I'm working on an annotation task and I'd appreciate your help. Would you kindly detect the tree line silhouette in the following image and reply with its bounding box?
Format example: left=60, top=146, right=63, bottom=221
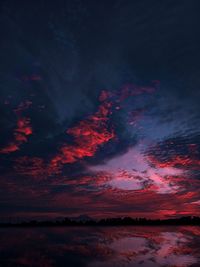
left=0, top=216, right=200, bottom=227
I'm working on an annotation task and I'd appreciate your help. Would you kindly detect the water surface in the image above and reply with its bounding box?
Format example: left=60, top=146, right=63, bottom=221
left=0, top=226, right=200, bottom=267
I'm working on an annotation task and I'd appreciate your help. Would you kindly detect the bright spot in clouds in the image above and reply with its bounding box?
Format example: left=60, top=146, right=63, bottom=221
left=88, top=145, right=184, bottom=194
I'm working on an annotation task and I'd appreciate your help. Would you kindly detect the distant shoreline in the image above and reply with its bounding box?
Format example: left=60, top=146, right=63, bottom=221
left=1, top=216, right=200, bottom=227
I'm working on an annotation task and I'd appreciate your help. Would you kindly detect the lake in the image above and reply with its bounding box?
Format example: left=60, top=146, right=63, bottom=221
left=0, top=226, right=200, bottom=266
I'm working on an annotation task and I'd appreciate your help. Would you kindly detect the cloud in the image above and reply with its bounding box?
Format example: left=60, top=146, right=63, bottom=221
left=0, top=101, right=32, bottom=154
left=146, top=134, right=200, bottom=171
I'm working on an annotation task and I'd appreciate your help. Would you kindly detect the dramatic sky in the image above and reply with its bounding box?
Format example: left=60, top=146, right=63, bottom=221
left=0, top=0, right=200, bottom=220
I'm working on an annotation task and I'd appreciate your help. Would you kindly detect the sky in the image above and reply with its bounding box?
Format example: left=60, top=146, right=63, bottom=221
left=0, top=0, right=200, bottom=220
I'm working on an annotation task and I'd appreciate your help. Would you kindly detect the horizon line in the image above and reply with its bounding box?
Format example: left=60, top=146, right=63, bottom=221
left=1, top=216, right=200, bottom=227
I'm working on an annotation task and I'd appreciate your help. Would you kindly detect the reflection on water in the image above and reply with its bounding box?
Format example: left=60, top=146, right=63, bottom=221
left=0, top=226, right=200, bottom=267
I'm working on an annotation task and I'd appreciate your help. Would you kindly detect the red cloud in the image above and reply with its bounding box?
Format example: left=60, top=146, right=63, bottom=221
left=0, top=101, right=32, bottom=154
left=148, top=154, right=200, bottom=170
left=14, top=156, right=61, bottom=180
left=0, top=143, right=19, bottom=154
left=51, top=97, right=115, bottom=167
